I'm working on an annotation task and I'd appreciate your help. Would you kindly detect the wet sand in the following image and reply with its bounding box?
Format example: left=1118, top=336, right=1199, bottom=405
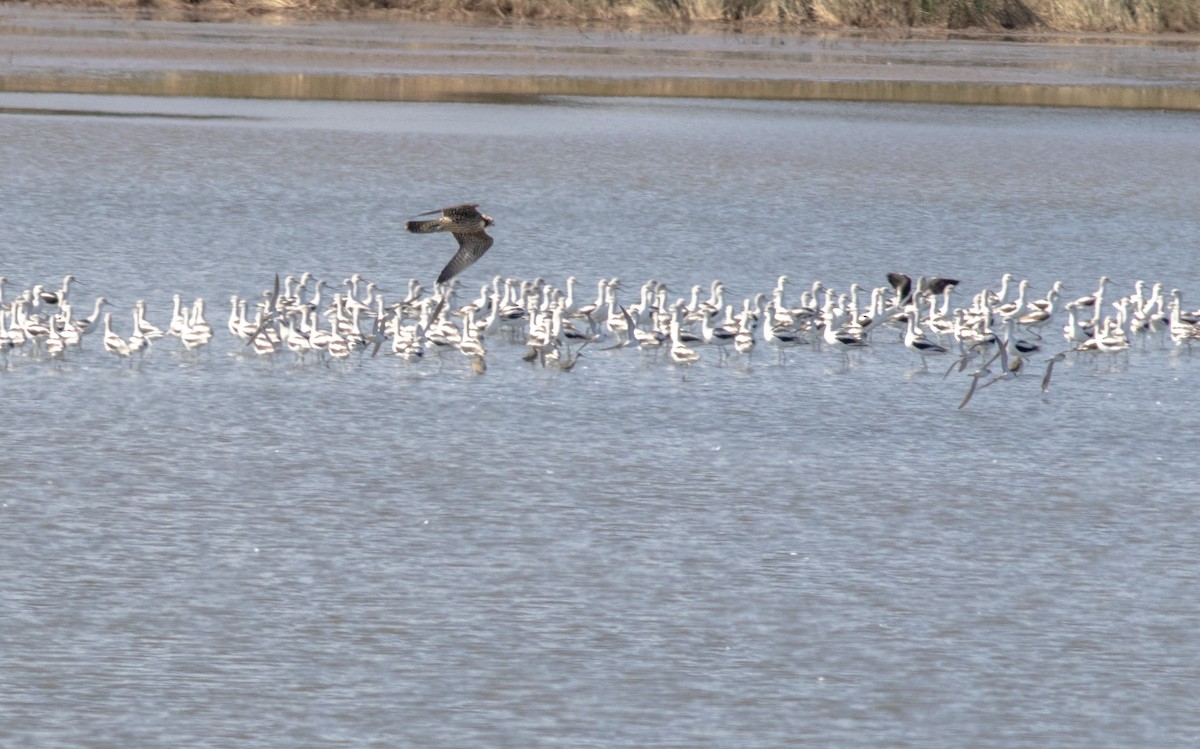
left=2, top=6, right=1199, bottom=108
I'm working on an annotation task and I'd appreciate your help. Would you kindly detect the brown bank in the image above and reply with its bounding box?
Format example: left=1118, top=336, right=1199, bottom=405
left=7, top=0, right=1200, bottom=33
left=2, top=3, right=1199, bottom=110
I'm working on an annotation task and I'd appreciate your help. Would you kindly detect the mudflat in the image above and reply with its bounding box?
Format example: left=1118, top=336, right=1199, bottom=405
left=2, top=6, right=1200, bottom=107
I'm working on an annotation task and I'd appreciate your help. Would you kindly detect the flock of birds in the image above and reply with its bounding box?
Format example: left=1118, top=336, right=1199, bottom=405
left=4, top=204, right=1200, bottom=408
left=3, top=268, right=1199, bottom=408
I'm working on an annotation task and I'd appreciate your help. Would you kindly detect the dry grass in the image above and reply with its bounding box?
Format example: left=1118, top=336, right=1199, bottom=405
left=8, top=0, right=1200, bottom=31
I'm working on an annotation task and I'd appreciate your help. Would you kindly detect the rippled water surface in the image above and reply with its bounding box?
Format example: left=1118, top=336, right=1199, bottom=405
left=2, top=91, right=1200, bottom=748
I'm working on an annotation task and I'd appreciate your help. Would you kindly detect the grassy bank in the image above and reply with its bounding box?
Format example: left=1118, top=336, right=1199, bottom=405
left=8, top=0, right=1200, bottom=33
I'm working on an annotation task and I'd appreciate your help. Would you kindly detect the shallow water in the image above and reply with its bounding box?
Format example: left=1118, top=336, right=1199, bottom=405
left=2, top=89, right=1200, bottom=747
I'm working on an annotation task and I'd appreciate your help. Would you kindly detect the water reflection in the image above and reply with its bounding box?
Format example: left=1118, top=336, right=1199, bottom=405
left=0, top=104, right=248, bottom=120
left=2, top=70, right=1198, bottom=109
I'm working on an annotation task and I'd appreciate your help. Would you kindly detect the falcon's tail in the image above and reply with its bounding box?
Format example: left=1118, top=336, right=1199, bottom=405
left=406, top=219, right=444, bottom=234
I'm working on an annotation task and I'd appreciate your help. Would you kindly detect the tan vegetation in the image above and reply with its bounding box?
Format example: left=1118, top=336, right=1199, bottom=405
left=8, top=0, right=1200, bottom=32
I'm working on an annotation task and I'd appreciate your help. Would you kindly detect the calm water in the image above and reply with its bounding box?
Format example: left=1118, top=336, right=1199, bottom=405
left=2, top=91, right=1200, bottom=748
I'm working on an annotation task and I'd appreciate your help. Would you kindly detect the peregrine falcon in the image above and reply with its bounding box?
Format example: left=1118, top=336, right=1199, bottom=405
left=406, top=203, right=495, bottom=285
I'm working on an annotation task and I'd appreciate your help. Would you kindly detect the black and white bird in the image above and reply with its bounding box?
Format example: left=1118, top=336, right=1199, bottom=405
left=887, top=272, right=959, bottom=307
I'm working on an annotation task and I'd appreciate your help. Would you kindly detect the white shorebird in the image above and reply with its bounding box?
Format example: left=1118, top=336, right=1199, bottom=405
left=822, top=309, right=867, bottom=364
left=668, top=309, right=700, bottom=369
left=72, top=296, right=109, bottom=338
left=1071, top=276, right=1111, bottom=311
left=5, top=270, right=1200, bottom=413
left=167, top=294, right=186, bottom=337
left=32, top=275, right=78, bottom=310
left=995, top=279, right=1031, bottom=322
left=102, top=312, right=131, bottom=361
left=134, top=301, right=165, bottom=341
left=179, top=308, right=212, bottom=354
left=904, top=311, right=949, bottom=369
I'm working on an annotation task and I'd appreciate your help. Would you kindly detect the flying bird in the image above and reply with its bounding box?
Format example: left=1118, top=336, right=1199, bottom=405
left=1041, top=351, right=1068, bottom=393
left=888, top=273, right=960, bottom=306
left=406, top=203, right=495, bottom=286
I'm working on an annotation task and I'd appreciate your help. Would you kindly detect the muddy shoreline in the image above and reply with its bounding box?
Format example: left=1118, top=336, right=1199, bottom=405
left=8, top=0, right=1200, bottom=34
left=2, top=5, right=1199, bottom=109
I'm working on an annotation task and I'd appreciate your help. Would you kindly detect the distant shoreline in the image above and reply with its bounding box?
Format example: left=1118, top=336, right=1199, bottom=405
left=4, top=1, right=1198, bottom=111
left=4, top=0, right=1199, bottom=35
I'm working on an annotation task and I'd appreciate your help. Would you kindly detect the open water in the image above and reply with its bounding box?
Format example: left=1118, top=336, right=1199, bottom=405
left=2, top=27, right=1200, bottom=749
